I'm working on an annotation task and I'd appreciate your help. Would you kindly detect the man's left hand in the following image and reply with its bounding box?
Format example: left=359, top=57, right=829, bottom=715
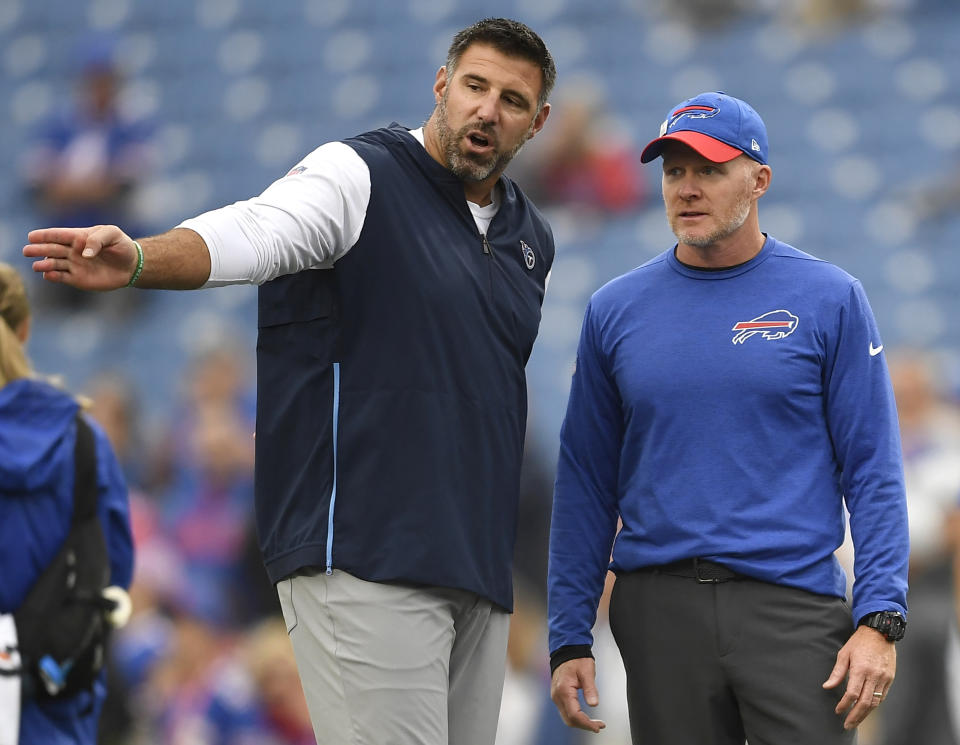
left=822, top=625, right=896, bottom=730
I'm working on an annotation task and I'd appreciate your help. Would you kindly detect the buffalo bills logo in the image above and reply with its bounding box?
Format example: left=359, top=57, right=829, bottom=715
left=731, top=310, right=798, bottom=345
left=286, top=165, right=307, bottom=176
left=668, top=104, right=720, bottom=131
left=520, top=240, right=535, bottom=270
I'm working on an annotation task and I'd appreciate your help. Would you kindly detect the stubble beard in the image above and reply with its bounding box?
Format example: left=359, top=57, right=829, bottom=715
left=670, top=179, right=753, bottom=249
left=435, top=94, right=531, bottom=183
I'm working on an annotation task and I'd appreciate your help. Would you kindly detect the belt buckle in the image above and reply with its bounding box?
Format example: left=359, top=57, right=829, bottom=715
left=693, top=558, right=722, bottom=584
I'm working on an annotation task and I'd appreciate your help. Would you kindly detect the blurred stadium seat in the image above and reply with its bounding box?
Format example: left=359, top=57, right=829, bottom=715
left=1, top=0, right=957, bottom=447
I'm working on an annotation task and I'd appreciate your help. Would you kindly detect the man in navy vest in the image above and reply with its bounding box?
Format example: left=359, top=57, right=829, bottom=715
left=25, top=18, right=556, bottom=745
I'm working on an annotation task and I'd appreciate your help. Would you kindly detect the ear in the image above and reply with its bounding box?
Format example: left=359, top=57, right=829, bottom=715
left=752, top=164, right=772, bottom=199
left=527, top=102, right=551, bottom=140
left=433, top=66, right=448, bottom=104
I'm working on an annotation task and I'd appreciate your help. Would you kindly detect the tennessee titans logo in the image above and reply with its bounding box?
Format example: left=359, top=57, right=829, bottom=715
left=731, top=310, right=799, bottom=345
left=520, top=240, right=535, bottom=270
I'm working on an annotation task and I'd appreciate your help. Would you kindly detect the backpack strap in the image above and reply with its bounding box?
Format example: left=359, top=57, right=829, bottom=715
left=72, top=415, right=98, bottom=525
left=13, top=413, right=109, bottom=698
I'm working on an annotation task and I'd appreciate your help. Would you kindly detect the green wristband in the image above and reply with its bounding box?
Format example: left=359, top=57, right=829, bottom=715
left=126, top=240, right=144, bottom=287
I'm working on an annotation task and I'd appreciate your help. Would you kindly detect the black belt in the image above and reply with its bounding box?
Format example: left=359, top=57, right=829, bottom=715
left=646, top=558, right=742, bottom=583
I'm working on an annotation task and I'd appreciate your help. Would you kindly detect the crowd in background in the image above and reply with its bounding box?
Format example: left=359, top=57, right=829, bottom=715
left=5, top=0, right=960, bottom=743
left=66, top=338, right=960, bottom=745
left=66, top=340, right=960, bottom=745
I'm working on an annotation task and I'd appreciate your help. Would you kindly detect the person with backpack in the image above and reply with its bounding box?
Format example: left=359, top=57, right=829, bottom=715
left=0, top=262, right=134, bottom=745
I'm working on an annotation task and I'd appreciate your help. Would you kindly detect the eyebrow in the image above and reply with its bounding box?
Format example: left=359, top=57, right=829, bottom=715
left=461, top=73, right=533, bottom=109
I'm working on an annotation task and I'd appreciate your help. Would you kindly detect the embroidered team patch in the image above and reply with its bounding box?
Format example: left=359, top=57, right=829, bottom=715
left=286, top=165, right=307, bottom=176
left=520, top=240, right=535, bottom=270
left=731, top=309, right=798, bottom=344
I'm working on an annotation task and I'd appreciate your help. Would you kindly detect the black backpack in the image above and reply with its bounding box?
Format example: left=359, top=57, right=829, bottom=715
left=13, top=414, right=116, bottom=698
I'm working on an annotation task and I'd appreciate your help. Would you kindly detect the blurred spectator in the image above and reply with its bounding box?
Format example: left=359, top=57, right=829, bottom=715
left=95, top=339, right=266, bottom=743
left=656, top=0, right=750, bottom=28
left=159, top=401, right=259, bottom=627
left=86, top=372, right=152, bottom=491
left=497, top=585, right=543, bottom=745
left=876, top=351, right=960, bottom=745
left=586, top=572, right=631, bottom=745
left=910, top=159, right=960, bottom=222
left=137, top=608, right=240, bottom=744
left=99, top=521, right=182, bottom=745
left=180, top=341, right=256, bottom=418
left=143, top=341, right=255, bottom=497
left=512, top=421, right=558, bottom=606
left=497, top=580, right=586, bottom=745
left=87, top=373, right=168, bottom=745
left=149, top=341, right=263, bottom=627
left=21, top=36, right=155, bottom=310
left=513, top=81, right=647, bottom=216
left=121, top=614, right=313, bottom=745
left=781, top=0, right=872, bottom=31
left=238, top=617, right=315, bottom=745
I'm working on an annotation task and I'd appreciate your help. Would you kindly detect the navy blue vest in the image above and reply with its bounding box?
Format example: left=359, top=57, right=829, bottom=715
left=254, top=125, right=554, bottom=610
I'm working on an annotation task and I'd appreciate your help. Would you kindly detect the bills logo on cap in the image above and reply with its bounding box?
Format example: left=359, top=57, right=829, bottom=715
left=670, top=104, right=720, bottom=128
left=731, top=309, right=798, bottom=344
left=660, top=104, right=721, bottom=136
left=520, top=240, right=535, bottom=270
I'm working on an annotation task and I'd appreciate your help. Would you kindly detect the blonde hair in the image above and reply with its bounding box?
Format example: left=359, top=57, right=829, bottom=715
left=0, top=262, right=33, bottom=386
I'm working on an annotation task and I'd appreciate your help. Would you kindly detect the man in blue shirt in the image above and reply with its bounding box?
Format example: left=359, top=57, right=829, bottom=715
left=547, top=92, right=909, bottom=743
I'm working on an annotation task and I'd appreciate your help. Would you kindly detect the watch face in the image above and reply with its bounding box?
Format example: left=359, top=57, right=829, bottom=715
left=874, top=612, right=906, bottom=641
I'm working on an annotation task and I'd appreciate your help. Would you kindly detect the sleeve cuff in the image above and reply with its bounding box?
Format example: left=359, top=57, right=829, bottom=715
left=549, top=644, right=594, bottom=676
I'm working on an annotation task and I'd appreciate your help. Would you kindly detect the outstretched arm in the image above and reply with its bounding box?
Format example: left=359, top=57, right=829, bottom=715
left=23, top=225, right=211, bottom=291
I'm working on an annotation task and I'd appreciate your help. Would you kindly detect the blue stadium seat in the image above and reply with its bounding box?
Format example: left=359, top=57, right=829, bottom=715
left=3, top=2, right=958, bottom=418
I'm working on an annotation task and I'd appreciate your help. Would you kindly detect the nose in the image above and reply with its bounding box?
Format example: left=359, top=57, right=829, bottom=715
left=676, top=177, right=700, bottom=200
left=475, top=91, right=500, bottom=125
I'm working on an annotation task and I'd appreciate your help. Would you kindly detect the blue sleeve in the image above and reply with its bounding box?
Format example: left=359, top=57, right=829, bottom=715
left=823, top=282, right=909, bottom=622
left=548, top=300, right=622, bottom=653
left=88, top=417, right=134, bottom=590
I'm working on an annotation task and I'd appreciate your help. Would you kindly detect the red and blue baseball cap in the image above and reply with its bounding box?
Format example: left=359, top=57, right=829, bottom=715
left=640, top=91, right=768, bottom=165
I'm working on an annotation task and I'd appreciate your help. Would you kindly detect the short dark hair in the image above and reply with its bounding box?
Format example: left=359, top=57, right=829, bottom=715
left=446, top=18, right=556, bottom=112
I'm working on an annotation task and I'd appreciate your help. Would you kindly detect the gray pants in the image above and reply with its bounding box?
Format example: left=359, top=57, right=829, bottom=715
left=609, top=569, right=856, bottom=745
left=277, top=568, right=510, bottom=745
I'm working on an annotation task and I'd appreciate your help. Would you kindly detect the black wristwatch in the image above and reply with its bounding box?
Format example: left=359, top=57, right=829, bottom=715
left=859, top=611, right=907, bottom=642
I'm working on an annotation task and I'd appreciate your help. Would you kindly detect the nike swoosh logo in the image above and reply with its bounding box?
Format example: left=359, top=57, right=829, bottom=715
left=869, top=343, right=883, bottom=356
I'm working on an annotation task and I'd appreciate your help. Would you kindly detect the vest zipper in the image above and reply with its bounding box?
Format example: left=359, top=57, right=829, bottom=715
left=325, top=362, right=341, bottom=575
left=481, top=233, right=496, bottom=295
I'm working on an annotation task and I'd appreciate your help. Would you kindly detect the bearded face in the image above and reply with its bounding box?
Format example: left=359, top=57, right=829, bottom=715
left=434, top=88, right=535, bottom=184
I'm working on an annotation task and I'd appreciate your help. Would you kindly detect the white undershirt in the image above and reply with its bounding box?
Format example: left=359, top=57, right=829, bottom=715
left=182, top=127, right=501, bottom=287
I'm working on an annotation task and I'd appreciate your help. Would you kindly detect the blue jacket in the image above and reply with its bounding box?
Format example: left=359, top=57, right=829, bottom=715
left=0, top=378, right=133, bottom=745
left=254, top=125, right=554, bottom=611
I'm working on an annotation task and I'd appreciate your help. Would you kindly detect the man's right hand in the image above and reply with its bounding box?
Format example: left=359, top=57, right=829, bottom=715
left=23, top=225, right=138, bottom=291
left=550, top=657, right=607, bottom=734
